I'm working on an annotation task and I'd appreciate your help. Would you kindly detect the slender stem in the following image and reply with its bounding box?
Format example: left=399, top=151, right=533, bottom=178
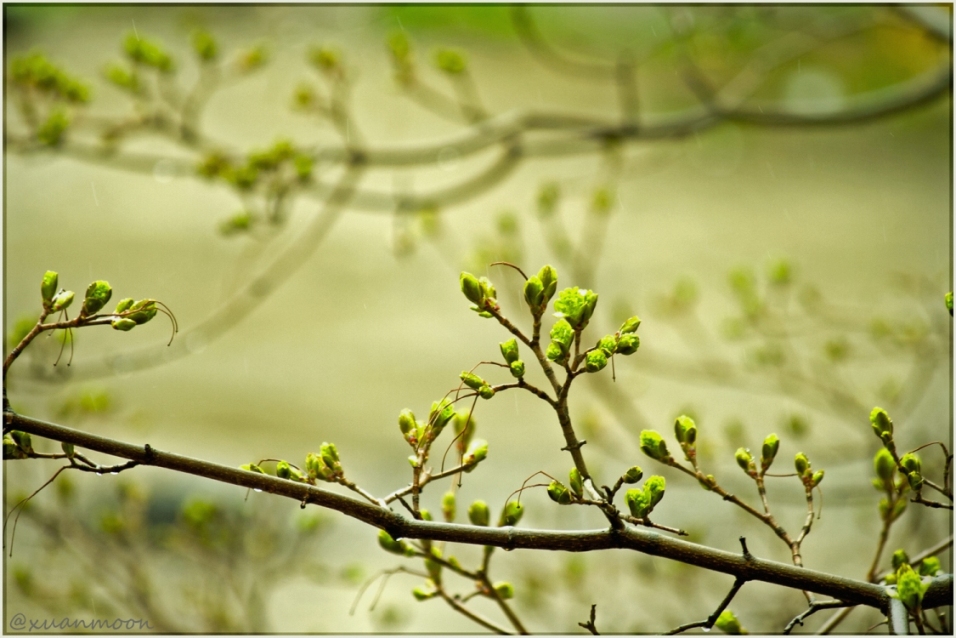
left=438, top=589, right=512, bottom=635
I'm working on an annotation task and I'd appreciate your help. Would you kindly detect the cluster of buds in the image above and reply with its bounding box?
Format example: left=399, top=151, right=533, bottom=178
left=714, top=609, right=746, bottom=635
left=547, top=467, right=589, bottom=505
left=460, top=371, right=495, bottom=400
left=499, top=338, right=525, bottom=379
left=379, top=529, right=415, bottom=557
left=869, top=406, right=924, bottom=493
left=674, top=415, right=697, bottom=464
left=197, top=139, right=312, bottom=204
left=625, top=475, right=666, bottom=519
left=433, top=48, right=467, bottom=75
left=305, top=442, right=343, bottom=482
left=9, top=52, right=90, bottom=103
left=3, top=431, right=33, bottom=459
left=124, top=33, right=174, bottom=73
left=460, top=272, right=498, bottom=317
left=522, top=264, right=558, bottom=316
left=553, top=286, right=598, bottom=331
left=893, top=563, right=930, bottom=612
left=546, top=319, right=574, bottom=364
left=794, top=452, right=825, bottom=489
left=899, top=452, right=923, bottom=491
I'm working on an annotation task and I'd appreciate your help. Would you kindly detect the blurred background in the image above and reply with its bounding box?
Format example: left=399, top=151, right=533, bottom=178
left=3, top=4, right=952, bottom=633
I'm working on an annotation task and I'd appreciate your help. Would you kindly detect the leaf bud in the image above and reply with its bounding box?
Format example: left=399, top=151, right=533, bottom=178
left=499, top=500, right=524, bottom=527
left=114, top=298, right=134, bottom=314
left=639, top=430, right=670, bottom=462
left=760, top=433, right=780, bottom=471
left=616, top=334, right=640, bottom=355
left=320, top=442, right=340, bottom=472
left=61, top=442, right=74, bottom=458
left=275, top=460, right=294, bottom=480
left=645, top=475, right=666, bottom=507
left=41, top=271, right=58, bottom=305
left=398, top=409, right=416, bottom=436
left=869, top=407, right=893, bottom=442
left=946, top=291, right=954, bottom=316
left=441, top=491, right=456, bottom=522
left=622, top=466, right=643, bottom=484
left=625, top=488, right=651, bottom=518
left=4, top=435, right=25, bottom=459
left=192, top=29, right=218, bottom=61
left=794, top=452, right=810, bottom=476
left=584, top=349, right=608, bottom=373
left=537, top=265, right=558, bottom=302
left=919, top=557, right=940, bottom=577
left=674, top=415, right=697, bottom=445
left=547, top=480, right=572, bottom=504
left=412, top=582, right=438, bottom=601
left=895, top=563, right=926, bottom=611
left=111, top=317, right=137, bottom=331
left=478, top=385, right=496, bottom=400
left=598, top=335, right=617, bottom=356
left=493, top=581, right=515, bottom=600
left=523, top=276, right=544, bottom=310
left=497, top=338, right=520, bottom=364
left=900, top=453, right=921, bottom=475
left=305, top=452, right=333, bottom=481
left=874, top=448, right=895, bottom=483
left=892, top=549, right=910, bottom=569
left=460, top=271, right=483, bottom=306
left=810, top=470, right=825, bottom=488
left=468, top=500, right=490, bottom=526
left=735, top=448, right=755, bottom=474
left=460, top=371, right=486, bottom=391
left=508, top=360, right=525, bottom=378
left=620, top=315, right=642, bottom=334
left=463, top=438, right=488, bottom=468
left=10, top=431, right=33, bottom=454
left=569, top=467, right=584, bottom=497
left=378, top=529, right=412, bottom=556
left=51, top=289, right=74, bottom=312
left=478, top=277, right=497, bottom=303
left=239, top=463, right=265, bottom=474
left=82, top=280, right=113, bottom=316
left=434, top=48, right=466, bottom=74
left=429, top=398, right=456, bottom=431
left=906, top=471, right=923, bottom=491
left=698, top=474, right=716, bottom=491
left=408, top=455, right=420, bottom=468
left=714, top=609, right=745, bottom=635
left=127, top=300, right=158, bottom=325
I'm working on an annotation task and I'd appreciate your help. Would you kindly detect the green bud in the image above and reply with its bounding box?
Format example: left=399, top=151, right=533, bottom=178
left=674, top=415, right=697, bottom=445
left=585, top=349, right=608, bottom=373
left=508, top=360, right=525, bottom=378
left=468, top=500, right=490, bottom=526
left=537, top=265, right=558, bottom=302
left=869, top=407, right=893, bottom=441
left=441, top=491, right=456, bottom=522
left=622, top=466, right=643, bottom=484
left=478, top=385, right=496, bottom=400
left=569, top=468, right=584, bottom=497
left=82, top=280, right=113, bottom=316
left=616, top=334, right=640, bottom=355
left=408, top=455, right=420, bottom=468
left=305, top=452, right=333, bottom=481
left=4, top=436, right=24, bottom=459
left=10, top=431, right=33, bottom=454
left=811, top=470, right=825, bottom=488
left=463, top=438, right=488, bottom=468
left=127, top=299, right=158, bottom=325
left=620, top=316, right=642, bottom=334
left=547, top=480, right=572, bottom=504
left=919, top=557, right=940, bottom=577
left=499, top=338, right=520, bottom=364
left=625, top=488, right=651, bottom=518
left=735, top=448, right=754, bottom=474
left=51, top=290, right=74, bottom=312
left=412, top=581, right=438, bottom=601
left=900, top=453, right=921, bottom=475
left=434, top=48, right=466, bottom=74
left=37, top=108, right=70, bottom=146
left=320, top=442, right=340, bottom=474
left=192, top=30, right=218, bottom=61
left=645, top=475, right=666, bottom=507
left=61, top=442, right=75, bottom=458
left=275, top=460, right=293, bottom=480
left=420, top=509, right=432, bottom=522
left=111, top=317, right=137, bottom=331
left=895, top=563, right=927, bottom=611
left=398, top=409, right=416, bottom=436
left=874, top=448, right=895, bottom=483
left=114, top=298, right=134, bottom=314
left=946, top=291, right=954, bottom=316
left=597, top=335, right=617, bottom=356
left=239, top=463, right=265, bottom=474
left=499, top=500, right=524, bottom=527
left=523, top=276, right=544, bottom=310
left=553, top=287, right=598, bottom=330
left=41, top=271, right=58, bottom=304
left=714, top=609, right=746, bottom=635
left=761, top=434, right=780, bottom=470
left=794, top=452, right=810, bottom=476
left=639, top=430, right=670, bottom=462
left=892, top=549, right=910, bottom=570
left=698, top=474, right=716, bottom=491
left=493, top=582, right=515, bottom=600
left=906, top=471, right=923, bottom=491
left=378, top=530, right=412, bottom=556
left=424, top=556, right=442, bottom=584
left=309, top=46, right=341, bottom=73
left=460, top=272, right=483, bottom=306
left=460, top=371, right=486, bottom=391
left=429, top=398, right=456, bottom=431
